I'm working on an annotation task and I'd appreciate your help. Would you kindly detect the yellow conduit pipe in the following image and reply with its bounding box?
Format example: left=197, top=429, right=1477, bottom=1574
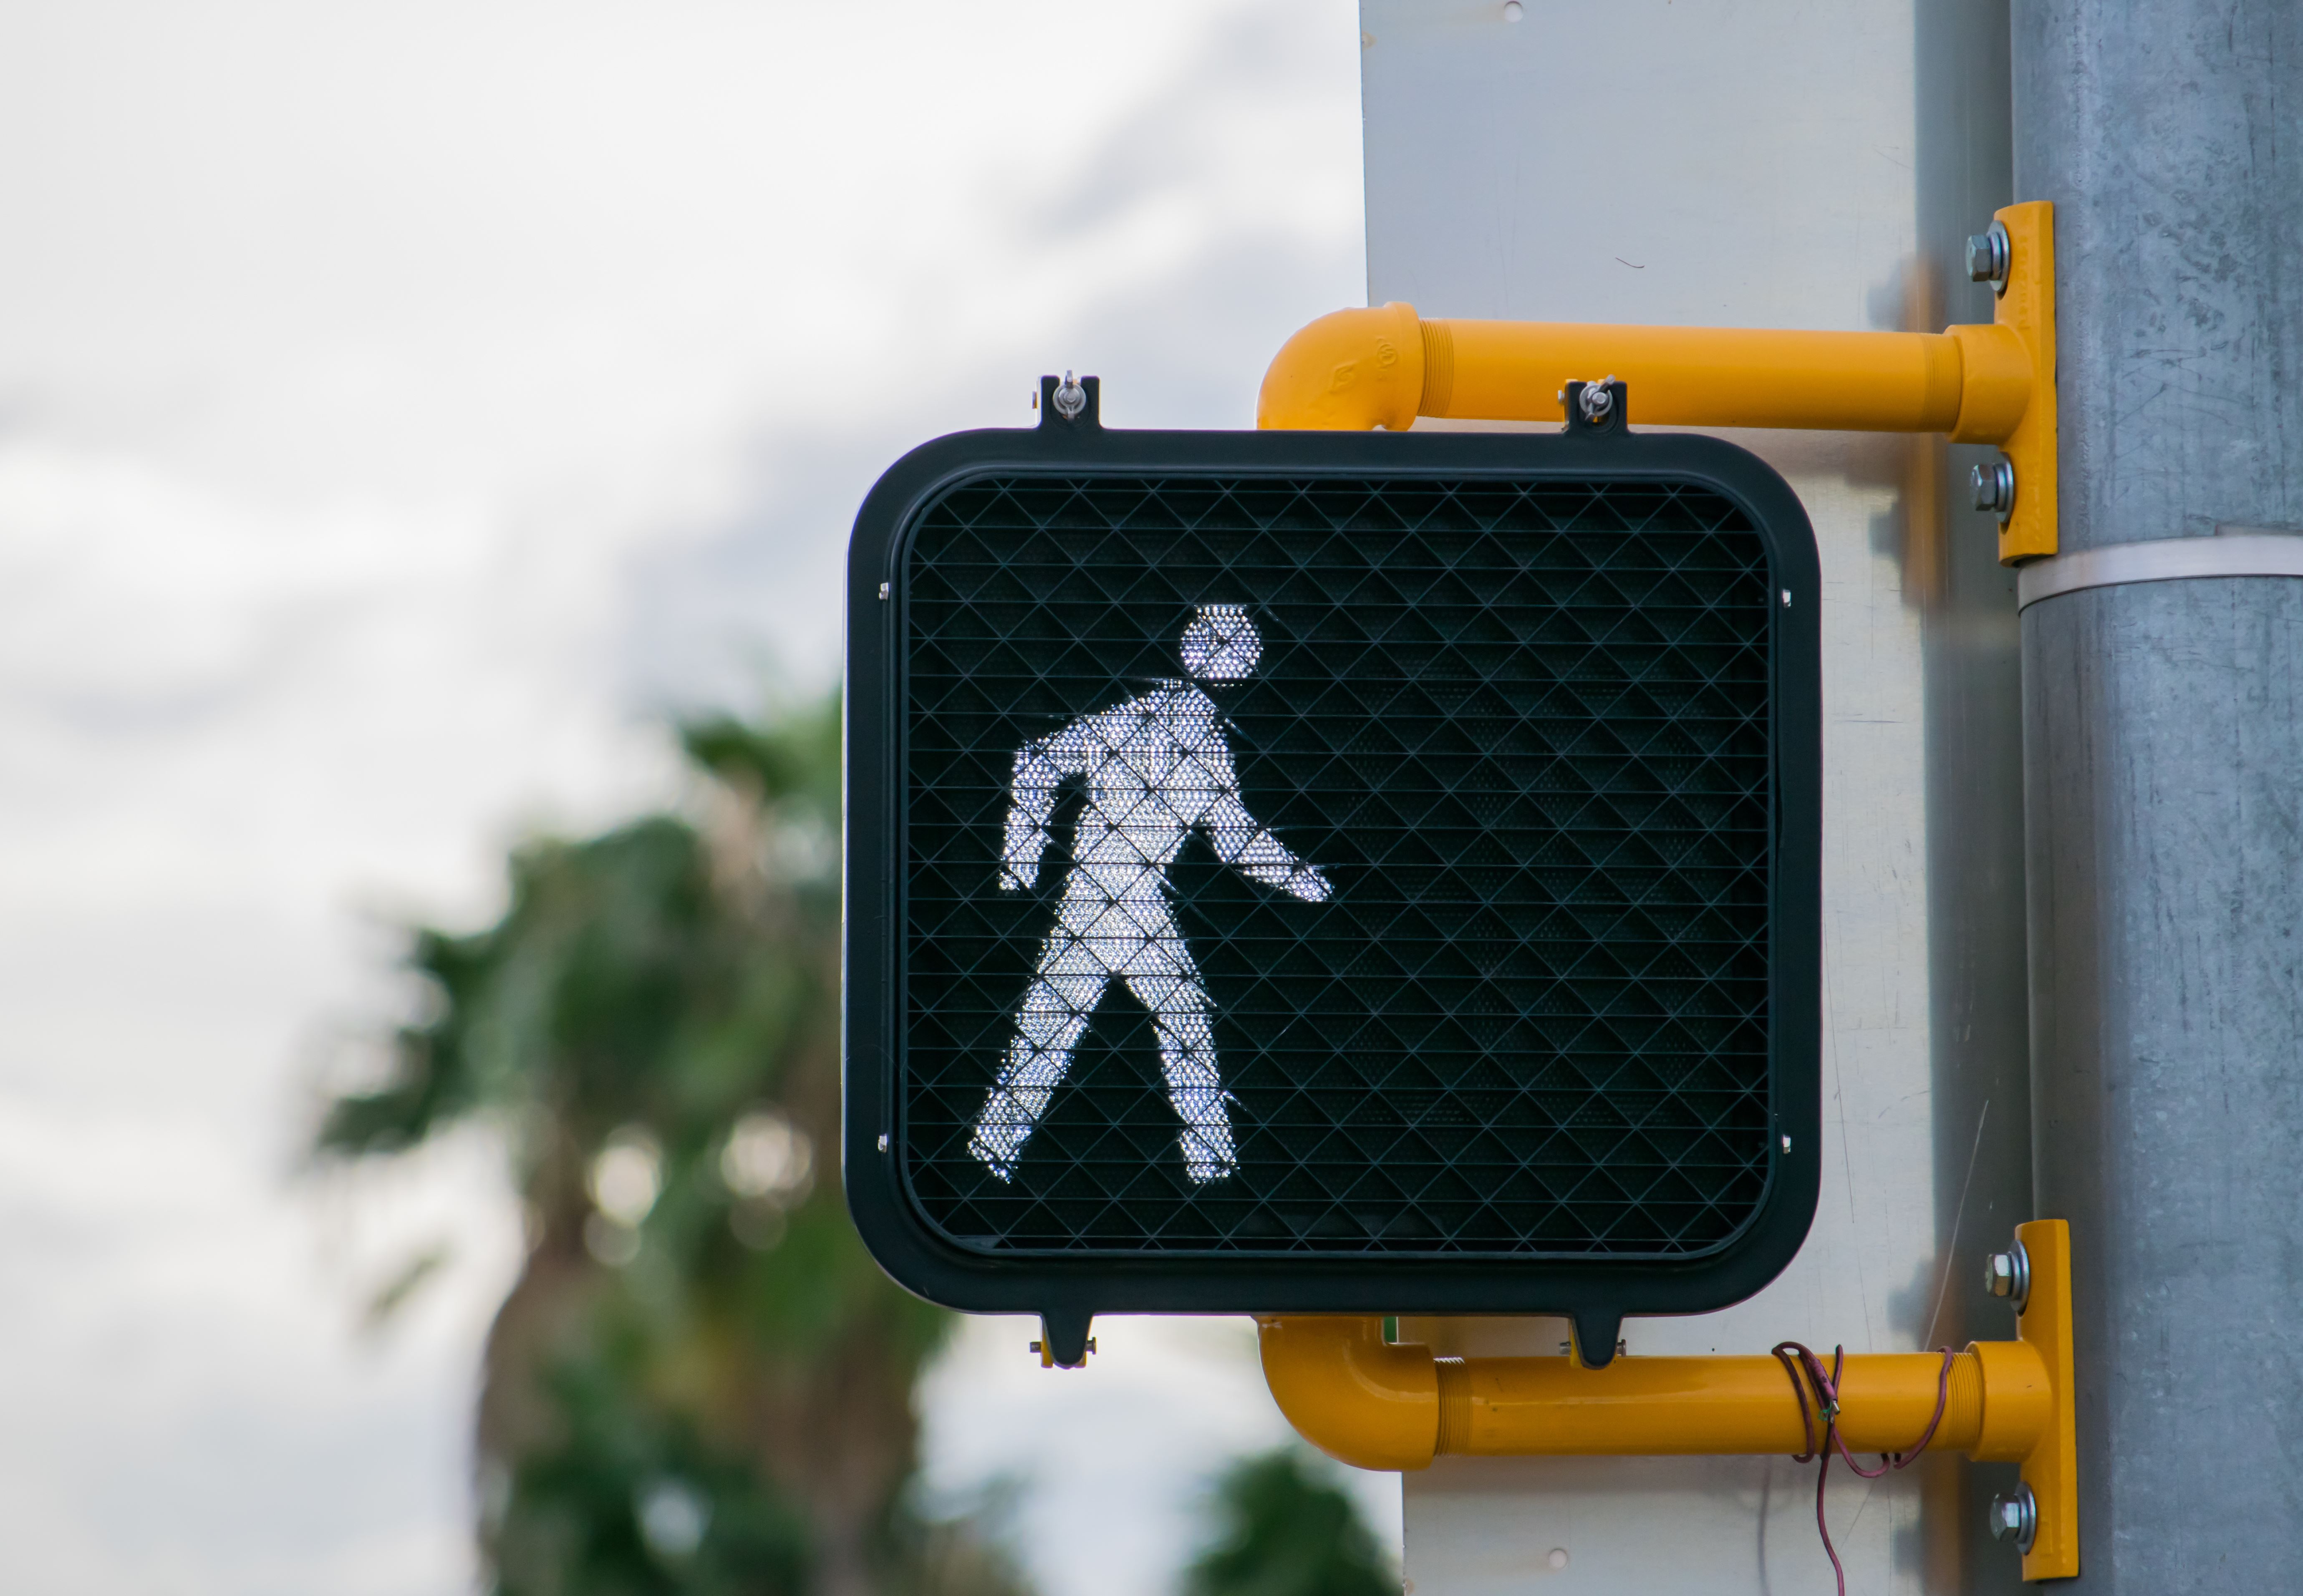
left=1255, top=1317, right=2050, bottom=1469
left=1254, top=1221, right=2080, bottom=1580
left=1256, top=303, right=2030, bottom=444
left=1252, top=200, right=2058, bottom=562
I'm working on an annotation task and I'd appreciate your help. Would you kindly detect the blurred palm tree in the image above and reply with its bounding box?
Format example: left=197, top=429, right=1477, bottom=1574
left=1183, top=1449, right=1395, bottom=1596
left=316, top=695, right=1021, bottom=1596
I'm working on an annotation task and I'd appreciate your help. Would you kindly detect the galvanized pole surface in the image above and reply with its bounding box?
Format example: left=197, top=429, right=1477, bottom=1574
left=2014, top=3, right=2303, bottom=1589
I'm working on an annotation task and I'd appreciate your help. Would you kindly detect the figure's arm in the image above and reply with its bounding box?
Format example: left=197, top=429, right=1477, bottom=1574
left=1194, top=737, right=1331, bottom=904
left=1000, top=724, right=1085, bottom=890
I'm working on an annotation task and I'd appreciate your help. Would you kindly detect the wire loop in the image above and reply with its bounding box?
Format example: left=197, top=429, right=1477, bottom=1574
left=1769, top=1342, right=1956, bottom=1594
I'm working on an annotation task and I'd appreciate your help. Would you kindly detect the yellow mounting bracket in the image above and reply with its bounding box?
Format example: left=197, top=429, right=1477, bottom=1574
left=1986, top=203, right=2058, bottom=562
left=1257, top=201, right=2057, bottom=564
left=2010, top=1218, right=2078, bottom=1579
left=1257, top=1220, right=2078, bottom=1581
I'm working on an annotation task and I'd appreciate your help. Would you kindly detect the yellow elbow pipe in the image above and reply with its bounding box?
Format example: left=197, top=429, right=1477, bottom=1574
left=1256, top=1315, right=1440, bottom=1472
left=1253, top=302, right=1428, bottom=434
left=1259, top=1319, right=2048, bottom=1472
left=1258, top=305, right=2031, bottom=443
left=1434, top=1343, right=2054, bottom=1458
left=1257, top=203, right=2056, bottom=561
left=1254, top=1222, right=2076, bottom=1578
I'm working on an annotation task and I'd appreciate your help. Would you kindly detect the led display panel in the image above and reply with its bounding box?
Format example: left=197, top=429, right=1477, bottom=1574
left=845, top=380, right=1820, bottom=1357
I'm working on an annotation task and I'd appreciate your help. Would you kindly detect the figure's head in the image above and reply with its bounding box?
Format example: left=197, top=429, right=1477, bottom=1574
left=1180, top=604, right=1261, bottom=681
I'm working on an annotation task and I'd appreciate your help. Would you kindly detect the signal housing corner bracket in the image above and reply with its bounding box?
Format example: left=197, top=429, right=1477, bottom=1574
left=1256, top=200, right=2058, bottom=564
left=1258, top=1220, right=2078, bottom=1582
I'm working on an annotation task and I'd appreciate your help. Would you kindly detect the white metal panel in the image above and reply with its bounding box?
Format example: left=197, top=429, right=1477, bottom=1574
left=1361, top=3, right=2028, bottom=1591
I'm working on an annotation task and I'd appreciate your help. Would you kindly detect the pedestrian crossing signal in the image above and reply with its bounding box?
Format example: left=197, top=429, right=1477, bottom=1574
left=970, top=600, right=1333, bottom=1188
left=844, top=376, right=1821, bottom=1364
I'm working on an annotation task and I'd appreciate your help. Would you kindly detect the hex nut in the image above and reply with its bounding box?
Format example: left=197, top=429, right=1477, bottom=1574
left=1971, top=456, right=2016, bottom=521
left=1982, top=1238, right=2031, bottom=1312
left=1988, top=1486, right=2038, bottom=1554
left=1966, top=221, right=2012, bottom=292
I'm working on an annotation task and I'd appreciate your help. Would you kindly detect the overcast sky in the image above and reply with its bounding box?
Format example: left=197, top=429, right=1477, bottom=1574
left=0, top=3, right=1384, bottom=1591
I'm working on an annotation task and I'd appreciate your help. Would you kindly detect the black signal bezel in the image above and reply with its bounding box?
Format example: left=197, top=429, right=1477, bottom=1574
left=843, top=384, right=1820, bottom=1353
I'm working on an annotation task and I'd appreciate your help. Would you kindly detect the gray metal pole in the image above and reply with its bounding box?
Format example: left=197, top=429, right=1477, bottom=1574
left=2014, top=4, right=2303, bottom=1587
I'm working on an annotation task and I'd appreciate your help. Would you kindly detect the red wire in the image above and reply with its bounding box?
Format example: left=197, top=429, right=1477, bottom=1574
left=1769, top=1341, right=1956, bottom=1596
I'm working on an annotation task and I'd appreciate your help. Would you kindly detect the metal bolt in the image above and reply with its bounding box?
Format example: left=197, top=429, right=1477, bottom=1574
left=1053, top=371, right=1087, bottom=420
left=1966, top=220, right=2011, bottom=292
left=1983, top=1236, right=2031, bottom=1312
left=1972, top=455, right=2015, bottom=522
left=1576, top=378, right=1616, bottom=425
left=1988, top=1484, right=2038, bottom=1553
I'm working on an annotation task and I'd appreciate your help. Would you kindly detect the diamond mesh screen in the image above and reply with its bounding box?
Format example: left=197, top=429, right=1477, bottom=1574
left=899, top=472, right=1774, bottom=1258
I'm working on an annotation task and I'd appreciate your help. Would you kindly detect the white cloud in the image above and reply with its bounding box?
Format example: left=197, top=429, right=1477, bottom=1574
left=0, top=1, right=1367, bottom=1590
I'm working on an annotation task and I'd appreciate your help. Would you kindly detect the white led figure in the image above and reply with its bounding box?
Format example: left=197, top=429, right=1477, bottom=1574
left=970, top=605, right=1331, bottom=1184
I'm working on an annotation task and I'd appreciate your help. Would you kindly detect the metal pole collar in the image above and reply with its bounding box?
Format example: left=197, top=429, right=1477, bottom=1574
left=2018, top=529, right=2303, bottom=610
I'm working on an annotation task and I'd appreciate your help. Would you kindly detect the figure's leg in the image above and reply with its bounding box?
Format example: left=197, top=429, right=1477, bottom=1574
left=971, top=918, right=1109, bottom=1181
left=1122, top=916, right=1236, bottom=1183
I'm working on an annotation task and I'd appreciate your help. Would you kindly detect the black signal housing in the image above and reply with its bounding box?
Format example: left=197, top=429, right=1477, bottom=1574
left=844, top=378, right=1820, bottom=1367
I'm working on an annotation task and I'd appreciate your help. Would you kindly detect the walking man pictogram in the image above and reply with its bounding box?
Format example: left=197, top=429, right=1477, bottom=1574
left=970, top=605, right=1332, bottom=1184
